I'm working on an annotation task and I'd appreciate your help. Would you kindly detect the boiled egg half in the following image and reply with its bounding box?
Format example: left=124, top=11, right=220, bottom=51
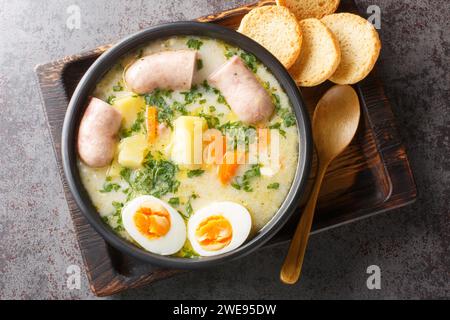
left=188, top=202, right=252, bottom=256
left=122, top=195, right=186, bottom=255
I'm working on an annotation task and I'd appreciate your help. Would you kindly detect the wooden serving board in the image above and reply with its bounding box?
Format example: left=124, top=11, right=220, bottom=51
left=35, top=0, right=416, bottom=296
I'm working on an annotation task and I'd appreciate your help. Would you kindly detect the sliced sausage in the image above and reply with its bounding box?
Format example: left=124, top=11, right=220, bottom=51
left=77, top=97, right=122, bottom=168
left=124, top=50, right=197, bottom=94
left=208, top=56, right=274, bottom=125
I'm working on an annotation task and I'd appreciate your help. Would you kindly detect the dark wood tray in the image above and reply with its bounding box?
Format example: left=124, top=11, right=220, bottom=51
left=35, top=0, right=416, bottom=296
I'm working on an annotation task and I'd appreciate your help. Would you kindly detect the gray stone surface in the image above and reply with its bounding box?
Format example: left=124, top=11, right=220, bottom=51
left=0, top=0, right=448, bottom=300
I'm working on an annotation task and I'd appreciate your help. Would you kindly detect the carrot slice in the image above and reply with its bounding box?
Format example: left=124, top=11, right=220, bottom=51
left=146, top=106, right=158, bottom=143
left=218, top=151, right=240, bottom=185
left=204, top=130, right=227, bottom=165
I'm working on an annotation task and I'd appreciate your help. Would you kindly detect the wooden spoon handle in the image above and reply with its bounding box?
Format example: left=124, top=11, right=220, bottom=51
left=280, top=162, right=328, bottom=284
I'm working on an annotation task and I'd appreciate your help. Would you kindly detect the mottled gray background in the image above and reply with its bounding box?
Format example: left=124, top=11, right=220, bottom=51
left=0, top=0, right=448, bottom=300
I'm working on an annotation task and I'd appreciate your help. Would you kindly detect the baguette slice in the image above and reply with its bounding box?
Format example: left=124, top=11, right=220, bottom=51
left=321, top=13, right=381, bottom=84
left=276, top=0, right=340, bottom=21
left=289, top=18, right=341, bottom=87
left=238, top=5, right=302, bottom=69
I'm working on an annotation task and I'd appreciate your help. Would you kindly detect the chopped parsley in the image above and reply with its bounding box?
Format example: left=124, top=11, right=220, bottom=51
left=111, top=201, right=124, bottom=232
left=217, top=93, right=228, bottom=105
left=262, top=81, right=271, bottom=91
left=112, top=82, right=123, bottom=92
left=187, top=169, right=205, bottom=178
left=99, top=178, right=121, bottom=193
left=130, top=111, right=145, bottom=132
left=145, top=89, right=174, bottom=128
left=231, top=164, right=261, bottom=192
left=172, top=101, right=188, bottom=115
left=265, top=82, right=296, bottom=129
left=181, top=86, right=203, bottom=105
left=106, top=95, right=116, bottom=105
left=178, top=245, right=199, bottom=258
left=168, top=197, right=180, bottom=206
left=267, top=182, right=280, bottom=190
left=186, top=38, right=203, bottom=50
left=279, top=108, right=296, bottom=127
left=225, top=48, right=258, bottom=73
left=199, top=112, right=220, bottom=129
left=239, top=52, right=258, bottom=73
left=201, top=80, right=211, bottom=91
left=120, top=153, right=179, bottom=199
left=201, top=79, right=229, bottom=108
left=268, top=122, right=286, bottom=138
left=271, top=93, right=282, bottom=111
left=180, top=193, right=198, bottom=219
left=219, top=121, right=256, bottom=150
left=185, top=201, right=193, bottom=216
left=120, top=111, right=146, bottom=138
left=196, top=59, right=203, bottom=70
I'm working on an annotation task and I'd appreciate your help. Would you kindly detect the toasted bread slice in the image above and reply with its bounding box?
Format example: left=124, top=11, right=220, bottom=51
left=289, top=18, right=341, bottom=87
left=276, top=0, right=340, bottom=20
left=321, top=13, right=381, bottom=84
left=238, top=5, right=302, bottom=69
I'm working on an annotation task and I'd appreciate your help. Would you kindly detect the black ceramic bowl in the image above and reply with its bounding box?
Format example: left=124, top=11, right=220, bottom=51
left=62, top=21, right=312, bottom=269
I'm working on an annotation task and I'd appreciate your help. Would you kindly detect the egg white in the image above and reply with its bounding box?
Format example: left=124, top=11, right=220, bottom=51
left=122, top=195, right=186, bottom=255
left=188, top=202, right=252, bottom=256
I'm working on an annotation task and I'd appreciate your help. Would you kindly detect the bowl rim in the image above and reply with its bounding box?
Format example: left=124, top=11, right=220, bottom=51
left=62, top=21, right=312, bottom=269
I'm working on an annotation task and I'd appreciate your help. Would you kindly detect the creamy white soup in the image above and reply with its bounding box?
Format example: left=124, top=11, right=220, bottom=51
left=78, top=36, right=299, bottom=257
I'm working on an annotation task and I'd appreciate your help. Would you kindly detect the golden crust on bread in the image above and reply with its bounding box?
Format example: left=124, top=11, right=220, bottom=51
left=321, top=13, right=381, bottom=84
left=238, top=5, right=302, bottom=69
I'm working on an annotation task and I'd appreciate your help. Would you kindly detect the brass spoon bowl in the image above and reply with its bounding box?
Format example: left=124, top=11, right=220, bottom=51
left=280, top=85, right=361, bottom=284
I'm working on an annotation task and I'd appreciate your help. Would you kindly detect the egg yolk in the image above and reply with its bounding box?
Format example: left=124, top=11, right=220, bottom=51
left=133, top=206, right=171, bottom=239
left=195, top=215, right=233, bottom=251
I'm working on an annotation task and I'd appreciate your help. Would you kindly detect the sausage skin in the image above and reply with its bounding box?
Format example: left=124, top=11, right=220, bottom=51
left=77, top=97, right=122, bottom=168
left=208, top=56, right=274, bottom=125
left=124, top=50, right=197, bottom=94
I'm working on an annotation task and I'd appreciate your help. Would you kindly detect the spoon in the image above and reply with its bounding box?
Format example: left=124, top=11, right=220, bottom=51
left=280, top=85, right=361, bottom=284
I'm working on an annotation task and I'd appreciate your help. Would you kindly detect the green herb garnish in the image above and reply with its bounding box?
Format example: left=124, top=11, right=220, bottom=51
left=231, top=164, right=261, bottom=192
left=120, top=153, right=179, bottom=198
left=224, top=48, right=258, bottom=72
left=201, top=80, right=211, bottom=91
left=106, top=95, right=116, bottom=105
left=111, top=201, right=124, bottom=232
left=179, top=246, right=199, bottom=258
left=168, top=197, right=180, bottom=206
left=145, top=89, right=174, bottom=128
left=196, top=59, right=203, bottom=70
left=112, top=82, right=123, bottom=92
left=187, top=169, right=205, bottom=178
left=272, top=93, right=281, bottom=111
left=185, top=201, right=193, bottom=216
left=268, top=122, right=286, bottom=138
left=120, top=111, right=146, bottom=138
left=279, top=108, right=296, bottom=127
left=181, top=86, right=203, bottom=105
left=180, top=193, right=198, bottom=219
left=99, top=180, right=121, bottom=193
left=186, top=38, right=203, bottom=50
left=219, top=121, right=256, bottom=150
left=267, top=183, right=280, bottom=190
left=217, top=93, right=228, bottom=105
left=172, top=101, right=188, bottom=115
left=239, top=51, right=258, bottom=73
left=199, top=112, right=220, bottom=129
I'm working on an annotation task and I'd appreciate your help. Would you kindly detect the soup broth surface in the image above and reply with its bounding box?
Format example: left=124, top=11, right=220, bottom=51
left=78, top=36, right=299, bottom=257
